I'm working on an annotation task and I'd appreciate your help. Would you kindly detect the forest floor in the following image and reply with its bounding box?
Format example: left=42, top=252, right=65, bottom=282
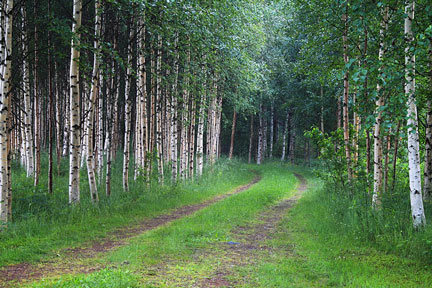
left=1, top=163, right=432, bottom=287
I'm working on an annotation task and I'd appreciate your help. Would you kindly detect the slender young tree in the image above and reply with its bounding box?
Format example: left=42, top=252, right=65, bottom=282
left=248, top=115, right=253, bottom=164
left=257, top=104, right=263, bottom=165
left=228, top=110, right=237, bottom=160
left=122, top=18, right=134, bottom=192
left=69, top=0, right=83, bottom=204
left=424, top=46, right=432, bottom=199
left=281, top=110, right=290, bottom=161
left=21, top=6, right=34, bottom=178
left=86, top=0, right=102, bottom=202
left=372, top=7, right=389, bottom=207
left=342, top=3, right=352, bottom=181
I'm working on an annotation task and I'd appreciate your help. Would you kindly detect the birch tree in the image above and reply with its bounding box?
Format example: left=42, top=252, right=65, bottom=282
left=86, top=0, right=102, bottom=202
left=69, top=0, right=82, bottom=204
left=0, top=0, right=13, bottom=223
left=404, top=0, right=426, bottom=228
left=372, top=7, right=389, bottom=207
left=122, top=19, right=134, bottom=192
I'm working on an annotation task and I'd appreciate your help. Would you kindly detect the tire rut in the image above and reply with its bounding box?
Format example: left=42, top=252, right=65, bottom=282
left=198, top=173, right=307, bottom=287
left=0, top=175, right=261, bottom=287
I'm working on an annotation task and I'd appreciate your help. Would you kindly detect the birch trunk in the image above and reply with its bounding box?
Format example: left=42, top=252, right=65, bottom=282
left=137, top=17, right=147, bottom=180
left=228, top=111, right=237, bottom=160
left=122, top=22, right=134, bottom=192
left=62, top=81, right=70, bottom=157
left=216, top=95, right=222, bottom=159
left=392, top=121, right=401, bottom=190
left=281, top=111, right=289, bottom=161
left=289, top=120, right=296, bottom=163
left=0, top=0, right=13, bottom=223
left=248, top=116, right=253, bottom=164
left=383, top=133, right=391, bottom=193
left=68, top=0, right=82, bottom=204
left=405, top=1, right=426, bottom=228
left=270, top=103, right=274, bottom=158
left=424, top=41, right=432, bottom=199
left=97, top=74, right=104, bottom=181
left=156, top=35, right=164, bottom=184
left=320, top=85, right=324, bottom=133
left=21, top=6, right=34, bottom=177
left=170, top=35, right=179, bottom=182
left=55, top=62, right=62, bottom=175
left=342, top=6, right=352, bottom=181
left=33, top=0, right=40, bottom=186
left=196, top=86, right=206, bottom=176
left=372, top=7, right=389, bottom=207
left=86, top=0, right=101, bottom=202
left=188, top=96, right=196, bottom=178
left=257, top=105, right=263, bottom=165
left=48, top=0, right=53, bottom=194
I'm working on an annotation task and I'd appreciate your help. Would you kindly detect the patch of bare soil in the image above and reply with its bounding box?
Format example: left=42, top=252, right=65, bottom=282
left=0, top=176, right=261, bottom=287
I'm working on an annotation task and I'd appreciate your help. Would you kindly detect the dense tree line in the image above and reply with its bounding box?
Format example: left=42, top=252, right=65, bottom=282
left=283, top=0, right=431, bottom=228
left=1, top=0, right=430, bottom=234
left=0, top=0, right=273, bottom=223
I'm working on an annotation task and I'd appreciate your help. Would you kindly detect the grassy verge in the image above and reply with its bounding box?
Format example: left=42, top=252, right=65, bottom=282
left=0, top=158, right=254, bottom=267
left=27, top=163, right=298, bottom=287
left=244, top=169, right=432, bottom=287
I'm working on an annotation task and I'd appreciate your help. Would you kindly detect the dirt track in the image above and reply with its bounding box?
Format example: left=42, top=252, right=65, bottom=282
left=0, top=175, right=261, bottom=287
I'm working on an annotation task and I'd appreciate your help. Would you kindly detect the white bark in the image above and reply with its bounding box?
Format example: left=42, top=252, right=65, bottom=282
left=0, top=0, right=13, bottom=222
left=248, top=116, right=253, bottom=164
left=21, top=7, right=34, bottom=177
left=122, top=22, right=134, bottom=192
left=288, top=120, right=295, bottom=163
left=156, top=35, right=164, bottom=184
left=270, top=103, right=274, bottom=158
left=170, top=36, right=179, bottom=182
left=405, top=1, right=426, bottom=228
left=196, top=89, right=206, bottom=176
left=424, top=100, right=432, bottom=199
left=424, top=40, right=432, bottom=200
left=281, top=111, right=289, bottom=161
left=342, top=8, right=352, bottom=180
left=257, top=105, right=263, bottom=165
left=372, top=7, right=389, bottom=207
left=69, top=0, right=82, bottom=204
left=86, top=0, right=101, bottom=202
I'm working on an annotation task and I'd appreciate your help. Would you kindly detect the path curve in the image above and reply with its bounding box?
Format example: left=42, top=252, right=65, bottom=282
left=0, top=175, right=261, bottom=287
left=140, top=172, right=308, bottom=287
left=198, top=172, right=307, bottom=287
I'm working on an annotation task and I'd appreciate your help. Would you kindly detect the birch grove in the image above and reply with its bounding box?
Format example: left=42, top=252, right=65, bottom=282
left=0, top=0, right=430, bottom=235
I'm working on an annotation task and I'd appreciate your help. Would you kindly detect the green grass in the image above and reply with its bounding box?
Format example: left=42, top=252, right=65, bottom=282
left=12, top=161, right=432, bottom=287
left=244, top=168, right=432, bottom=287
left=1, top=156, right=254, bottom=267
left=27, top=163, right=298, bottom=287
left=30, top=269, right=140, bottom=288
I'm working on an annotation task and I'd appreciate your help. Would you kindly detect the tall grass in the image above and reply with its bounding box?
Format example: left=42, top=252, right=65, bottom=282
left=309, top=171, right=432, bottom=263
left=1, top=154, right=254, bottom=266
